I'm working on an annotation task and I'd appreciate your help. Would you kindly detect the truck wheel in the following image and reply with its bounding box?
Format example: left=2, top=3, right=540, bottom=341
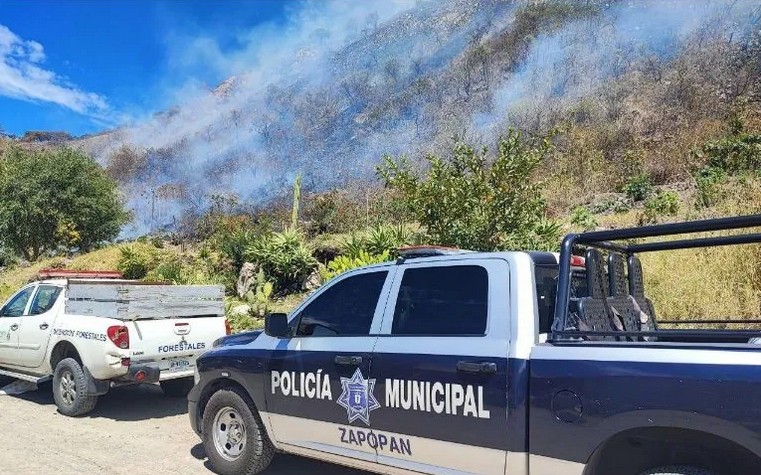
left=202, top=387, right=274, bottom=475
left=160, top=377, right=194, bottom=397
left=52, top=358, right=98, bottom=417
left=640, top=466, right=717, bottom=475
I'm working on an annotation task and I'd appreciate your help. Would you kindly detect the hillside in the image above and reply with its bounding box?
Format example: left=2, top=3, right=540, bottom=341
left=35, top=0, right=756, bottom=236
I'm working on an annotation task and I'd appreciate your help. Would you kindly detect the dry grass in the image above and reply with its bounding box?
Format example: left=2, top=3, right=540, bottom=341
left=642, top=237, right=761, bottom=320
left=270, top=292, right=310, bottom=314
left=0, top=242, right=155, bottom=302
left=638, top=180, right=761, bottom=320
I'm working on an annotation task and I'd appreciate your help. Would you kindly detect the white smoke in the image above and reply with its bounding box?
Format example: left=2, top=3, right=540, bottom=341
left=84, top=0, right=758, bottom=237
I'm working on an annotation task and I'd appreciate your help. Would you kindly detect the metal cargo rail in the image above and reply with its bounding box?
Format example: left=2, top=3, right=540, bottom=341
left=551, top=213, right=761, bottom=342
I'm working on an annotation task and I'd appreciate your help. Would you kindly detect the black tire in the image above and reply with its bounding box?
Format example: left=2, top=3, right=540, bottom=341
left=640, top=466, right=717, bottom=475
left=202, top=387, right=274, bottom=475
left=160, top=377, right=194, bottom=397
left=52, top=358, right=98, bottom=417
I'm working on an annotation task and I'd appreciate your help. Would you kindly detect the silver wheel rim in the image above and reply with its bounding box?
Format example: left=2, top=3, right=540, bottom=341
left=59, top=370, right=76, bottom=406
left=212, top=406, right=247, bottom=461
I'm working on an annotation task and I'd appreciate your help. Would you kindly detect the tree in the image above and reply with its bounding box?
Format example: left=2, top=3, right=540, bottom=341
left=377, top=129, right=560, bottom=252
left=0, top=146, right=130, bottom=260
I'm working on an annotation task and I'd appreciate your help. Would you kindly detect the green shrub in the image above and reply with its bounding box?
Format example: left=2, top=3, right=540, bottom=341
left=378, top=128, right=560, bottom=251
left=225, top=269, right=277, bottom=332
left=570, top=206, right=598, bottom=230
left=321, top=250, right=391, bottom=281
left=204, top=214, right=270, bottom=270
left=215, top=228, right=258, bottom=270
left=507, top=218, right=563, bottom=252
left=622, top=174, right=653, bottom=202
left=694, top=166, right=727, bottom=208
left=644, top=190, right=680, bottom=223
left=588, top=195, right=633, bottom=214
left=138, top=252, right=226, bottom=286
left=150, top=236, right=165, bottom=248
left=303, top=187, right=410, bottom=236
left=339, top=224, right=413, bottom=260
left=0, top=146, right=129, bottom=260
left=342, top=234, right=367, bottom=260
left=244, top=269, right=274, bottom=317
left=116, top=247, right=150, bottom=280
left=700, top=130, right=761, bottom=175
left=0, top=247, right=17, bottom=268
left=225, top=301, right=261, bottom=333
left=365, top=224, right=412, bottom=256
left=145, top=257, right=183, bottom=283
left=305, top=190, right=342, bottom=235
left=247, top=229, right=318, bottom=293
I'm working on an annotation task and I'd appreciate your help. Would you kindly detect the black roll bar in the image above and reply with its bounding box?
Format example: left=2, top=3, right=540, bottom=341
left=551, top=213, right=761, bottom=339
left=573, top=213, right=761, bottom=243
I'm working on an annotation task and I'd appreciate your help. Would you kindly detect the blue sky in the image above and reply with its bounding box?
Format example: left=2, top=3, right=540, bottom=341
left=0, top=0, right=294, bottom=136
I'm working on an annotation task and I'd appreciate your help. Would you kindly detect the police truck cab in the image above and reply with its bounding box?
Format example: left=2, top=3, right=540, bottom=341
left=189, top=215, right=761, bottom=475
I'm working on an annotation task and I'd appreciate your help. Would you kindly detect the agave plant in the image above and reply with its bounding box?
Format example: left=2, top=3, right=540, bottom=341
left=247, top=228, right=318, bottom=293
left=321, top=250, right=391, bottom=281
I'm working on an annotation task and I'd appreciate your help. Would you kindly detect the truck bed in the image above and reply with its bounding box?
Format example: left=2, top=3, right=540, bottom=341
left=65, top=279, right=224, bottom=320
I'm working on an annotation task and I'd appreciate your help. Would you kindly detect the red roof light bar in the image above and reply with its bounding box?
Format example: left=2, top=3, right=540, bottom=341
left=37, top=269, right=123, bottom=280
left=398, top=245, right=468, bottom=258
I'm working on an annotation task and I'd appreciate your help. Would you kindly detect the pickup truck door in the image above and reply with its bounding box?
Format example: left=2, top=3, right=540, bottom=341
left=371, top=259, right=511, bottom=475
left=16, top=284, right=63, bottom=368
left=0, top=285, right=37, bottom=365
left=263, top=266, right=396, bottom=464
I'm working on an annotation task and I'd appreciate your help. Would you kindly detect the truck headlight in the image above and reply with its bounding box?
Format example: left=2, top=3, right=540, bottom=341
left=194, top=366, right=200, bottom=385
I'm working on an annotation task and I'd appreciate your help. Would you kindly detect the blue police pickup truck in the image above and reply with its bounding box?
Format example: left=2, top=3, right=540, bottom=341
left=188, top=214, right=761, bottom=475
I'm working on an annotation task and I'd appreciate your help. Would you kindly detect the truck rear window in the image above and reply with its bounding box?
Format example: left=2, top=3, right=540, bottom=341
left=535, top=264, right=587, bottom=333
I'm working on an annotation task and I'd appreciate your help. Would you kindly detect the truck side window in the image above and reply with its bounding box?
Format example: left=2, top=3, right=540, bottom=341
left=391, top=265, right=488, bottom=335
left=29, top=285, right=62, bottom=315
left=0, top=286, right=35, bottom=318
left=295, top=270, right=388, bottom=337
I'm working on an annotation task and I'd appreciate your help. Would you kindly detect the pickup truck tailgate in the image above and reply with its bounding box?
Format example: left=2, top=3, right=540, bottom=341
left=127, top=316, right=226, bottom=379
left=65, top=280, right=226, bottom=379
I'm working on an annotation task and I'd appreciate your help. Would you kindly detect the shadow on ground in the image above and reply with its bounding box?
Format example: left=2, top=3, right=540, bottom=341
left=191, top=443, right=371, bottom=475
left=11, top=381, right=187, bottom=421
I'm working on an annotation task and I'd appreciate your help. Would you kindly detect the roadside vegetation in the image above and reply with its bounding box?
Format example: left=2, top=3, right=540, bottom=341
left=2, top=115, right=760, bottom=331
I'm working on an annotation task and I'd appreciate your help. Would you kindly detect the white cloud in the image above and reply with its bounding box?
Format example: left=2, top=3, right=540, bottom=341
left=0, top=24, right=109, bottom=118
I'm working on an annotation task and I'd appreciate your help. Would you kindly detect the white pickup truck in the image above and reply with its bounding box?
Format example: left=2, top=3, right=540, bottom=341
left=0, top=270, right=228, bottom=416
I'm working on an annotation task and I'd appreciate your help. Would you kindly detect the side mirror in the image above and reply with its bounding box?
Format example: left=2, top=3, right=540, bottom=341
left=265, top=313, right=290, bottom=338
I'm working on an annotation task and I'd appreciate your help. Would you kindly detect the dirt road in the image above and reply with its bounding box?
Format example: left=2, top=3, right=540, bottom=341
left=0, top=379, right=369, bottom=475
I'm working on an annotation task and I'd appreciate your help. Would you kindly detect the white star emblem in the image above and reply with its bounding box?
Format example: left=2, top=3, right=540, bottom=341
left=336, top=368, right=380, bottom=425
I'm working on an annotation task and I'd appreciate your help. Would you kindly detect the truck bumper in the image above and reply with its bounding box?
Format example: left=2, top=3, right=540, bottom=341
left=115, top=362, right=161, bottom=384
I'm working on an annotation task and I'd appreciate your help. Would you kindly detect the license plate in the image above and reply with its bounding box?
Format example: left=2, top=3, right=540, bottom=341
left=162, top=357, right=193, bottom=372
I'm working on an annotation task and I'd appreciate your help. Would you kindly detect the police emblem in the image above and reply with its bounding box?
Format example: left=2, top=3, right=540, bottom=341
left=336, top=368, right=380, bottom=425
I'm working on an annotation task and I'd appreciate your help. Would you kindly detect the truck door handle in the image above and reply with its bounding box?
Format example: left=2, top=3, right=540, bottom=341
left=457, top=361, right=497, bottom=374
left=39, top=323, right=49, bottom=330
left=334, top=355, right=363, bottom=366
left=9, top=324, right=18, bottom=331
